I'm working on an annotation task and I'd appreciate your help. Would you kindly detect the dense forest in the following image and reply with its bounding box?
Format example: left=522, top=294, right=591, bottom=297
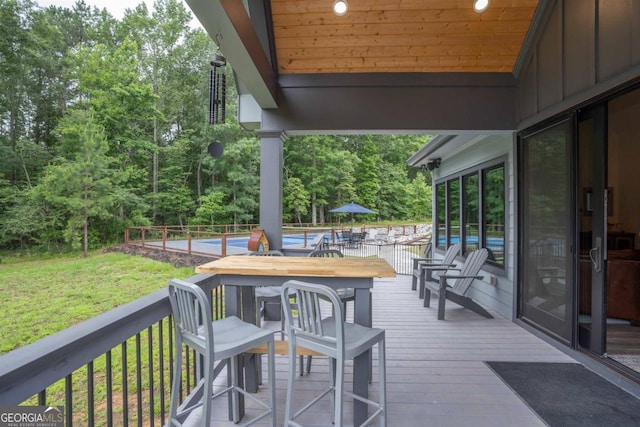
left=0, top=0, right=433, bottom=254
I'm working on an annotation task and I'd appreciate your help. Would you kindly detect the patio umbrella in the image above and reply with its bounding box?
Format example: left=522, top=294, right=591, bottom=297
left=330, top=202, right=375, bottom=222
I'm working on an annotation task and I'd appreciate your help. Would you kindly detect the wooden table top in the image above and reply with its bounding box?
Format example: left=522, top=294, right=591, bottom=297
left=195, top=255, right=396, bottom=278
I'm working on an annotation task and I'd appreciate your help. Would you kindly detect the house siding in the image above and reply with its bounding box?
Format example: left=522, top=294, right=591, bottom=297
left=517, top=0, right=640, bottom=128
left=434, top=135, right=515, bottom=320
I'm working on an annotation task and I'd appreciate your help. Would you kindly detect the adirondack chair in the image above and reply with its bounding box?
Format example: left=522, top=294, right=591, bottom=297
left=412, top=242, right=461, bottom=300
left=423, top=248, right=493, bottom=320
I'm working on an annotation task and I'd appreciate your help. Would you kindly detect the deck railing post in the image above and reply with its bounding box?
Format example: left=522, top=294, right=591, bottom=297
left=162, top=227, right=167, bottom=251
left=221, top=235, right=227, bottom=257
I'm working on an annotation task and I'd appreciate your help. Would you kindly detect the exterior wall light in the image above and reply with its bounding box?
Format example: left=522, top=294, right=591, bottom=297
left=473, top=0, right=490, bottom=13
left=425, top=158, right=441, bottom=171
left=333, top=0, right=348, bottom=16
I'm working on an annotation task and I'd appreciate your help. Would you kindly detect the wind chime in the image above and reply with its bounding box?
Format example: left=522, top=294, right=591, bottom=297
left=208, top=54, right=226, bottom=158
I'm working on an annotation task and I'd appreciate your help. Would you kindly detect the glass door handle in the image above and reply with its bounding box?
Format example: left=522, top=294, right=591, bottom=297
left=589, top=237, right=602, bottom=272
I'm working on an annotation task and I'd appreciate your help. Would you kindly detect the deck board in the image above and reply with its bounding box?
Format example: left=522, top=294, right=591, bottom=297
left=188, top=275, right=581, bottom=426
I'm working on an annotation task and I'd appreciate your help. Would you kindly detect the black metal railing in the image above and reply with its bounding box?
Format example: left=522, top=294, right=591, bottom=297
left=0, top=275, right=224, bottom=427
left=0, top=239, right=431, bottom=425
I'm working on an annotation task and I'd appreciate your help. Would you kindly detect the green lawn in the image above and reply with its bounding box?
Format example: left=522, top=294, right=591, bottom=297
left=0, top=251, right=194, bottom=355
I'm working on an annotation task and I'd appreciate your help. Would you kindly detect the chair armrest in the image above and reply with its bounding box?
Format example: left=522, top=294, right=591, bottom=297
left=421, top=264, right=456, bottom=271
left=438, top=274, right=484, bottom=291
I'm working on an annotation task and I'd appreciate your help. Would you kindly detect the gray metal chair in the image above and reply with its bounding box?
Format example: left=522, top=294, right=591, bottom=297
left=251, top=250, right=310, bottom=375
left=167, top=279, right=276, bottom=427
left=281, top=280, right=386, bottom=427
left=308, top=249, right=354, bottom=318
left=251, top=250, right=286, bottom=330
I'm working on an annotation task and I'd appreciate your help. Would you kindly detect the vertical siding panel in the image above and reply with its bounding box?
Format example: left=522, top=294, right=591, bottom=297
left=598, top=0, right=633, bottom=80
left=633, top=1, right=640, bottom=64
left=537, top=2, right=564, bottom=111
left=564, top=0, right=596, bottom=97
left=517, top=53, right=538, bottom=121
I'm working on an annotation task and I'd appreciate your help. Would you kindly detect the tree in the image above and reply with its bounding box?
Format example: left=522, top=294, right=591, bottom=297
left=406, top=173, right=433, bottom=220
left=192, top=191, right=229, bottom=225
left=284, top=177, right=310, bottom=225
left=36, top=110, right=123, bottom=256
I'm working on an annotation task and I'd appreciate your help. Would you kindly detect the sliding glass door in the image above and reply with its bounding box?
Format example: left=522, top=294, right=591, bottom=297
left=519, top=119, right=574, bottom=342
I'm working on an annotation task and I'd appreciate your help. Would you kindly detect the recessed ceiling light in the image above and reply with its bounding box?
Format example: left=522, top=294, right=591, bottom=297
left=333, top=0, right=348, bottom=16
left=473, top=0, right=490, bottom=13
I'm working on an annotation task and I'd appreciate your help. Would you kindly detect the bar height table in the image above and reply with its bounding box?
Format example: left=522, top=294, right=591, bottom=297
left=195, top=255, right=396, bottom=426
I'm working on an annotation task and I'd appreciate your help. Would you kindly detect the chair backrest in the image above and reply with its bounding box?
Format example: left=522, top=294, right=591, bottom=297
left=167, top=279, right=213, bottom=353
left=281, top=280, right=344, bottom=358
left=309, top=233, right=326, bottom=249
left=421, top=236, right=433, bottom=258
left=248, top=250, right=284, bottom=256
left=430, top=242, right=461, bottom=281
left=308, top=248, right=344, bottom=258
left=450, top=248, right=488, bottom=294
left=441, top=242, right=462, bottom=265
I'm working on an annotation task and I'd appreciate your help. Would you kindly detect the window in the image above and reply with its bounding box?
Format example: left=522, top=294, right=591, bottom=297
left=463, top=173, right=479, bottom=255
left=435, top=160, right=506, bottom=267
left=436, top=183, right=446, bottom=250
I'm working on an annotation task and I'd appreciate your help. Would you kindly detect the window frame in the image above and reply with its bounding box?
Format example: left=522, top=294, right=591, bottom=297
left=434, top=156, right=507, bottom=273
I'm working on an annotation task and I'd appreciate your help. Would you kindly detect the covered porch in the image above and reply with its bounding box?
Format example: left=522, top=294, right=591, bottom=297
left=200, top=274, right=627, bottom=426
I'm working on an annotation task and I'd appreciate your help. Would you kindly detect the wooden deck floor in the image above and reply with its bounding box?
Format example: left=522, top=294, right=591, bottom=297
left=191, top=275, right=589, bottom=426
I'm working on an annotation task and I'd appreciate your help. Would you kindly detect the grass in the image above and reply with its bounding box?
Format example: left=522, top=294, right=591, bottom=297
left=0, top=251, right=194, bottom=354
left=0, top=251, right=197, bottom=425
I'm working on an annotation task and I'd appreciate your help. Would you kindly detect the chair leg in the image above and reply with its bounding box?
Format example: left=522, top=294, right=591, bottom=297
left=423, top=288, right=431, bottom=307
left=437, top=290, right=447, bottom=320
left=379, top=339, right=387, bottom=427
left=334, top=357, right=345, bottom=427
left=202, top=353, right=213, bottom=426
left=267, top=340, right=277, bottom=427
left=168, top=336, right=183, bottom=425
left=306, top=355, right=312, bottom=374
left=284, top=342, right=297, bottom=426
left=329, top=357, right=336, bottom=425
left=230, top=356, right=240, bottom=423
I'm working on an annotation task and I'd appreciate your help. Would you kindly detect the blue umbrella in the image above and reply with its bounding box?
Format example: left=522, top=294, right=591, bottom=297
left=330, top=202, right=375, bottom=214
left=330, top=202, right=375, bottom=223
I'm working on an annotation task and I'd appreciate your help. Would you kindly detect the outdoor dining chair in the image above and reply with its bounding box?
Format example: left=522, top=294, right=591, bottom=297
left=251, top=250, right=312, bottom=377
left=280, top=280, right=386, bottom=427
left=167, top=279, right=276, bottom=427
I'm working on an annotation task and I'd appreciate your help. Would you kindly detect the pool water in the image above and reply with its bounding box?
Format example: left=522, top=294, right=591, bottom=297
left=202, top=233, right=320, bottom=248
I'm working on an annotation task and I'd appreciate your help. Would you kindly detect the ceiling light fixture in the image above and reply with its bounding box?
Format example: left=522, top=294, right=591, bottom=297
left=473, top=0, right=490, bottom=13
left=333, top=0, right=348, bottom=16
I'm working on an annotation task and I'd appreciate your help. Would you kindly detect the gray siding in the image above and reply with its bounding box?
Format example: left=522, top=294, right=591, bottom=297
left=433, top=135, right=515, bottom=319
left=517, top=0, right=640, bottom=127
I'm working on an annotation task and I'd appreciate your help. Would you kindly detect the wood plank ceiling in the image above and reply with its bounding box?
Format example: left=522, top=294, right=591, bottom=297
left=270, top=0, right=540, bottom=74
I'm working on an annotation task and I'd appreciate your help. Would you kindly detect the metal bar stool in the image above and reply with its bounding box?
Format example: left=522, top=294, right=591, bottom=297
left=281, top=279, right=387, bottom=427
left=167, top=279, right=276, bottom=427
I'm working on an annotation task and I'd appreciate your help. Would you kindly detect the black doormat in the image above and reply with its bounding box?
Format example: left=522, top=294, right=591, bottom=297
left=486, top=362, right=640, bottom=427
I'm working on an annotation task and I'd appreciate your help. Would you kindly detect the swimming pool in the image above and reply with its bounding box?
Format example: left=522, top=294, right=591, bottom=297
left=202, top=233, right=320, bottom=248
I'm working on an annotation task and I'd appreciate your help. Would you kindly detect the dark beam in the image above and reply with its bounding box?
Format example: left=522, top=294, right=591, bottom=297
left=186, top=0, right=277, bottom=107
left=262, top=73, right=517, bottom=134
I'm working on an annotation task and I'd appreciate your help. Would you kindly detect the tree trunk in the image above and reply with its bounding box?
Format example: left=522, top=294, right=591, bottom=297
left=152, top=118, right=158, bottom=222
left=312, top=192, right=317, bottom=225
left=196, top=155, right=203, bottom=206
left=83, top=185, right=89, bottom=258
